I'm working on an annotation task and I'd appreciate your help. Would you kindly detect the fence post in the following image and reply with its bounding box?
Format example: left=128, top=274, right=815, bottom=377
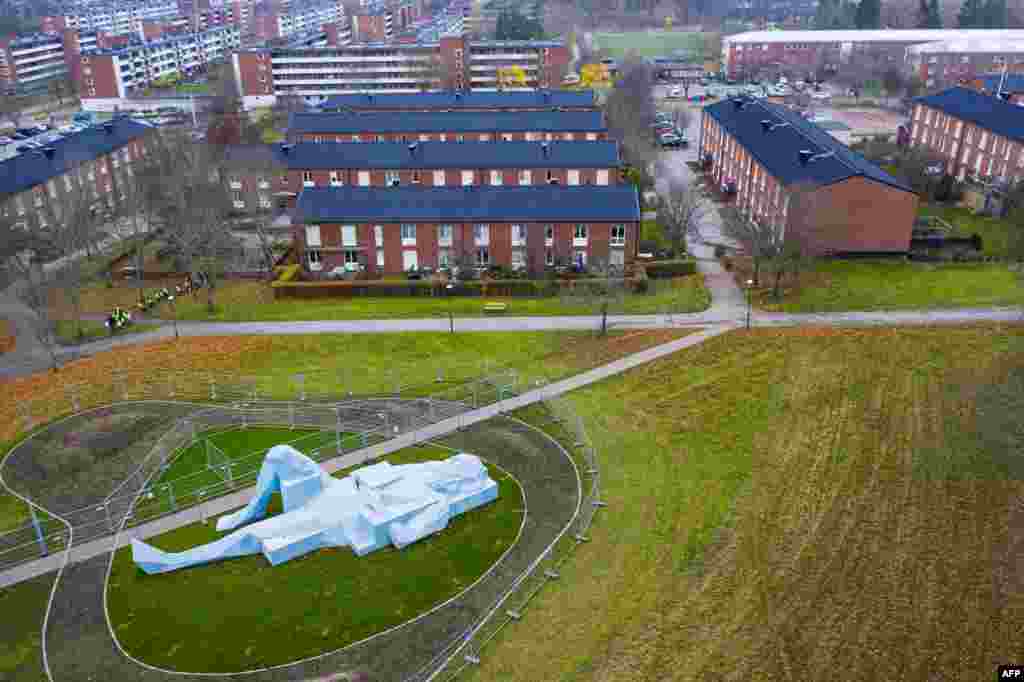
left=294, top=373, right=306, bottom=401
left=335, top=407, right=343, bottom=454
left=29, top=506, right=48, bottom=557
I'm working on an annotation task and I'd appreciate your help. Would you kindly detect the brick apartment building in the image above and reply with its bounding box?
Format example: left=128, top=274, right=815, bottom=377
left=293, top=185, right=640, bottom=274
left=699, top=96, right=919, bottom=255
left=909, top=86, right=1024, bottom=184
left=966, top=72, right=1024, bottom=103
left=79, top=25, right=240, bottom=101
left=721, top=29, right=1024, bottom=81
left=907, top=38, right=1024, bottom=89
left=320, top=89, right=596, bottom=111
left=221, top=139, right=622, bottom=210
left=287, top=110, right=607, bottom=142
left=40, top=1, right=181, bottom=35
left=0, top=29, right=104, bottom=95
left=0, top=117, right=156, bottom=230
left=232, top=36, right=571, bottom=108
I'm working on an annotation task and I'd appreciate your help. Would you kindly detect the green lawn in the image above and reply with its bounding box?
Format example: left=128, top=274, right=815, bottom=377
left=0, top=572, right=53, bottom=681
left=744, top=260, right=1024, bottom=312
left=145, top=427, right=340, bottom=508
left=919, top=203, right=1021, bottom=258
left=464, top=325, right=1024, bottom=682
left=54, top=320, right=159, bottom=346
left=72, top=277, right=710, bottom=322
left=107, top=444, right=523, bottom=673
left=175, top=82, right=209, bottom=94
left=592, top=30, right=708, bottom=58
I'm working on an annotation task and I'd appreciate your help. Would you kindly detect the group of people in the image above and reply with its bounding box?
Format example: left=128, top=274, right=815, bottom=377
left=106, top=276, right=201, bottom=334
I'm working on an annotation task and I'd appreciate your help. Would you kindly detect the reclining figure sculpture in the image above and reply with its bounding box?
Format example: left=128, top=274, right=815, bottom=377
left=132, top=444, right=499, bottom=575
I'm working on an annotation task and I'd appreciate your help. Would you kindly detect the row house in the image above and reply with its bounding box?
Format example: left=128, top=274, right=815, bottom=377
left=721, top=29, right=1024, bottom=81
left=287, top=110, right=607, bottom=143
left=321, top=89, right=596, bottom=111
left=293, top=185, right=640, bottom=275
left=40, top=2, right=181, bottom=35
left=221, top=139, right=622, bottom=210
left=909, top=86, right=1024, bottom=185
left=699, top=97, right=919, bottom=255
left=232, top=36, right=570, bottom=108
left=0, top=117, right=157, bottom=231
left=79, top=25, right=241, bottom=101
left=907, top=38, right=1024, bottom=90
left=0, top=28, right=107, bottom=95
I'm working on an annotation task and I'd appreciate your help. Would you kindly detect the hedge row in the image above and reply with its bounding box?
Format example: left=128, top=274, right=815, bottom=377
left=644, top=260, right=698, bottom=279
left=272, top=278, right=650, bottom=299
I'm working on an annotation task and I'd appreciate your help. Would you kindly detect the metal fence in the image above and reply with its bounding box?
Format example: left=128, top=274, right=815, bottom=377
left=0, top=364, right=523, bottom=574
left=407, top=396, right=604, bottom=682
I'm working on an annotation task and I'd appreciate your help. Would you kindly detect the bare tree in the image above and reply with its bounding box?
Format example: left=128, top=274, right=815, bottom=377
left=719, top=205, right=786, bottom=291
left=603, top=57, right=657, bottom=171
left=8, top=252, right=60, bottom=369
left=657, top=176, right=707, bottom=257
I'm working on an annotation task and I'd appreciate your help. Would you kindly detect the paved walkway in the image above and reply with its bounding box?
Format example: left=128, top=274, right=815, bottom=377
left=0, top=324, right=730, bottom=588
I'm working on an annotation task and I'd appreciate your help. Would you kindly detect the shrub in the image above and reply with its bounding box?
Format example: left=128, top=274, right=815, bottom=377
left=274, top=264, right=301, bottom=284
left=645, top=260, right=698, bottom=279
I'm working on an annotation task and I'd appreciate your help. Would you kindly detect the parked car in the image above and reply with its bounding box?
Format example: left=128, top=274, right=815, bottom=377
left=659, top=133, right=685, bottom=148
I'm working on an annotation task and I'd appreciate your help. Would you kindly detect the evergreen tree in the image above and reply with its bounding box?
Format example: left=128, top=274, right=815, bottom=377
left=918, top=0, right=932, bottom=26
left=982, top=0, right=1008, bottom=26
left=855, top=0, right=881, bottom=26
left=958, top=0, right=983, bottom=26
left=927, top=0, right=943, bottom=26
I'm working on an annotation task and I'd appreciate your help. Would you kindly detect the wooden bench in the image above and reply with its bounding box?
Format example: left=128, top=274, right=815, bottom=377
left=483, top=302, right=508, bottom=315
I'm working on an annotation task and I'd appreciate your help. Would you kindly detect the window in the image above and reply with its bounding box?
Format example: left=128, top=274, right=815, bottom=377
left=474, top=224, right=489, bottom=244
left=386, top=171, right=400, bottom=186
left=401, top=223, right=416, bottom=244
left=439, top=133, right=447, bottom=141
left=432, top=170, right=445, bottom=186
left=461, top=170, right=474, bottom=186
left=545, top=249, right=554, bottom=266
left=567, top=169, right=580, bottom=185
left=611, top=224, right=626, bottom=246
left=574, top=249, right=587, bottom=266
left=306, top=225, right=322, bottom=247
left=419, top=134, right=429, bottom=142
left=343, top=250, right=360, bottom=266
left=475, top=247, right=489, bottom=266
left=574, top=224, right=588, bottom=240
left=980, top=131, right=989, bottom=149
left=519, top=169, right=531, bottom=185
left=610, top=249, right=624, bottom=267
left=438, top=248, right=451, bottom=268
left=307, top=249, right=322, bottom=269
left=376, top=247, right=384, bottom=267
left=547, top=170, right=558, bottom=185
left=490, top=169, right=503, bottom=186
left=259, top=194, right=271, bottom=209
left=376, top=135, right=385, bottom=142
left=374, top=224, right=384, bottom=244
left=512, top=224, right=526, bottom=245
left=358, top=171, right=370, bottom=186
left=342, top=225, right=357, bottom=246
left=302, top=171, right=314, bottom=186
left=511, top=249, right=525, bottom=270
left=456, top=134, right=465, bottom=142
left=330, top=170, right=342, bottom=186
left=412, top=171, right=421, bottom=184
left=402, top=250, right=418, bottom=271
left=438, top=224, right=452, bottom=244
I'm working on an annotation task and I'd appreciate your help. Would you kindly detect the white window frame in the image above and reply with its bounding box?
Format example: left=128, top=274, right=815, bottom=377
left=302, top=170, right=314, bottom=187
left=544, top=224, right=554, bottom=246
left=400, top=223, right=416, bottom=245
left=433, top=170, right=445, bottom=186
left=305, top=224, right=322, bottom=247
left=567, top=169, right=580, bottom=186
left=358, top=171, right=370, bottom=186
left=307, top=248, right=322, bottom=270
left=474, top=223, right=489, bottom=245
left=490, top=169, right=503, bottom=186
left=596, top=169, right=609, bottom=185
left=437, top=223, right=452, bottom=246
left=341, top=224, right=357, bottom=247
left=475, top=246, right=489, bottom=267
left=386, top=171, right=400, bottom=187
left=573, top=224, right=588, bottom=245
left=461, top=170, right=474, bottom=186
left=611, top=224, right=626, bottom=246
left=511, top=223, right=526, bottom=246
left=519, top=169, right=531, bottom=185
left=330, top=170, right=342, bottom=186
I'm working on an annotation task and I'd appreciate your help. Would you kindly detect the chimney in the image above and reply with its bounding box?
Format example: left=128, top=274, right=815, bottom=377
left=280, top=143, right=295, bottom=154
left=541, top=141, right=550, bottom=157
left=760, top=119, right=772, bottom=132
left=798, top=149, right=813, bottom=165
left=407, top=142, right=417, bottom=156
left=102, top=121, right=114, bottom=134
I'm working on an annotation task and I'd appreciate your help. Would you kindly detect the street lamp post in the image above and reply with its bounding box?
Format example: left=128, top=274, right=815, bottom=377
left=446, top=282, right=455, bottom=334
left=168, top=295, right=179, bottom=340
left=745, top=279, right=754, bottom=330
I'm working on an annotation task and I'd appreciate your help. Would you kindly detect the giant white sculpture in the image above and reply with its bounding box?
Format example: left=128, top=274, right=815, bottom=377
left=131, top=445, right=499, bottom=574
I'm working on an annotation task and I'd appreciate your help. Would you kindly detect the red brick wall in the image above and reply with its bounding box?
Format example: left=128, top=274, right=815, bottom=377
left=790, top=176, right=918, bottom=255
left=352, top=14, right=386, bottom=42
left=540, top=45, right=570, bottom=87
left=83, top=54, right=120, bottom=98
left=40, top=16, right=66, bottom=32
left=439, top=36, right=465, bottom=90
left=236, top=51, right=272, bottom=97
left=61, top=29, right=82, bottom=86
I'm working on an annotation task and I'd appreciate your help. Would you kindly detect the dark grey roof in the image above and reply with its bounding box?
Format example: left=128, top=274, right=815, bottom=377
left=323, top=90, right=596, bottom=110
left=704, top=97, right=912, bottom=192
left=225, top=140, right=620, bottom=169
left=296, top=185, right=640, bottom=222
left=289, top=110, right=607, bottom=134
left=916, top=86, right=1024, bottom=144
left=0, top=117, right=154, bottom=200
